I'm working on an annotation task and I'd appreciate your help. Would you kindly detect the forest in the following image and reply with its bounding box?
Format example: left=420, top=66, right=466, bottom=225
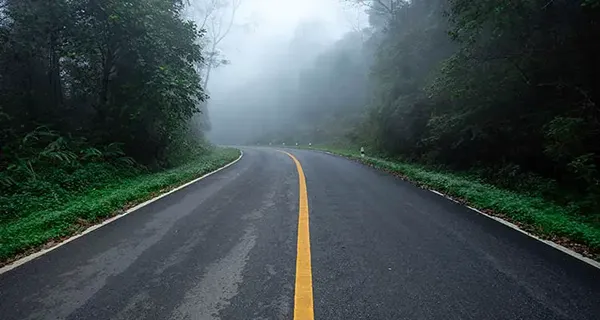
left=0, top=0, right=208, bottom=168
left=0, top=0, right=243, bottom=260
left=202, top=0, right=598, bottom=252
left=243, top=0, right=600, bottom=223
left=365, top=0, right=600, bottom=215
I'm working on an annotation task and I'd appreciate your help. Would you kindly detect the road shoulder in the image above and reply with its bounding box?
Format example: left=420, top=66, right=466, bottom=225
left=0, top=149, right=242, bottom=273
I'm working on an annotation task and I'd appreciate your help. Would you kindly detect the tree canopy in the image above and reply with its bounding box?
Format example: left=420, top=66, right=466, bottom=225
left=0, top=0, right=208, bottom=174
left=253, top=0, right=600, bottom=212
left=356, top=0, right=600, bottom=210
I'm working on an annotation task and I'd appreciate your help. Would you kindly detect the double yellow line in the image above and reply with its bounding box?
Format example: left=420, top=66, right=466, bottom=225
left=281, top=151, right=314, bottom=320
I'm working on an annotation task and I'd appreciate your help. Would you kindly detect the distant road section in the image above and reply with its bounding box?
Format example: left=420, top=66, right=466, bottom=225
left=0, top=147, right=599, bottom=319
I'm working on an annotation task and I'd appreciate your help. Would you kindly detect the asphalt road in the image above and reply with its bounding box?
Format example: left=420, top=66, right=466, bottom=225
left=1, top=147, right=599, bottom=320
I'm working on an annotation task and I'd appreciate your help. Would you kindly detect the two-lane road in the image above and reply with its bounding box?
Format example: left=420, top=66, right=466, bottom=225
left=1, top=147, right=599, bottom=319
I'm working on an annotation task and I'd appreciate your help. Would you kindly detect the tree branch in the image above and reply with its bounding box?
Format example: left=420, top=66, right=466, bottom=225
left=355, top=0, right=396, bottom=15
left=215, top=0, right=240, bottom=45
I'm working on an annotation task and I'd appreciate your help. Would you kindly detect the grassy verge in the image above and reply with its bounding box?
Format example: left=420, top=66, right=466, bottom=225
left=301, top=146, right=600, bottom=260
left=0, top=147, right=240, bottom=264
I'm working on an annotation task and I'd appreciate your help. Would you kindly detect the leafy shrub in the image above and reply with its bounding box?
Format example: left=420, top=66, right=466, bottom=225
left=0, top=148, right=239, bottom=261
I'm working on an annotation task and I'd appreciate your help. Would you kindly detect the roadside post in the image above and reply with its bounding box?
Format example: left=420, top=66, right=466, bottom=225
left=361, top=147, right=365, bottom=158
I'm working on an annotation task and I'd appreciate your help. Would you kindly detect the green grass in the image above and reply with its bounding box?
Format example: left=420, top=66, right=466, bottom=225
left=0, top=147, right=240, bottom=263
left=302, top=145, right=600, bottom=258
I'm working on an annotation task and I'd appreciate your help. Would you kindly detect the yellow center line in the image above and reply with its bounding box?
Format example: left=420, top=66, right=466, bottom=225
left=281, top=151, right=314, bottom=320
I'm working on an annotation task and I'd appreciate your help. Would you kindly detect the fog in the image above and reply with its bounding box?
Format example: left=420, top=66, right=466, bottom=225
left=187, top=0, right=368, bottom=145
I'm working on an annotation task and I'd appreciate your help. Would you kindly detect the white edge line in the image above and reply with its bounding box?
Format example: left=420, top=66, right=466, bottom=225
left=0, top=150, right=244, bottom=275
left=428, top=189, right=600, bottom=270
left=429, top=190, right=445, bottom=197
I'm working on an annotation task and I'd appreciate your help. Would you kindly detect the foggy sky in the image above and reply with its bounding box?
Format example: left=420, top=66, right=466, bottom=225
left=188, top=0, right=368, bottom=144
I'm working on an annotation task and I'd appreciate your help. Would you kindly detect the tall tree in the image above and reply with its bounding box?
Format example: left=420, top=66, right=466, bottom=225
left=185, top=0, right=242, bottom=132
left=1, top=0, right=208, bottom=166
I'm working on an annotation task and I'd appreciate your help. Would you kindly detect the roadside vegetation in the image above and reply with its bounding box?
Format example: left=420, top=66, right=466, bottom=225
left=0, top=0, right=242, bottom=263
left=252, top=0, right=600, bottom=258
left=0, top=147, right=240, bottom=264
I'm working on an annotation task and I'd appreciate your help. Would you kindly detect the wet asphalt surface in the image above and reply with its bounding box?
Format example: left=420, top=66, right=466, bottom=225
left=1, top=147, right=599, bottom=320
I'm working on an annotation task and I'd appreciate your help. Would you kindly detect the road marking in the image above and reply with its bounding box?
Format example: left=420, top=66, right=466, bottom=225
left=0, top=151, right=244, bottom=275
left=281, top=151, right=315, bottom=320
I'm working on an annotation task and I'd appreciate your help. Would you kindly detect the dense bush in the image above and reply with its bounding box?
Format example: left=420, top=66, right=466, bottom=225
left=352, top=0, right=600, bottom=214
left=0, top=0, right=212, bottom=224
left=259, top=0, right=600, bottom=221
left=0, top=148, right=240, bottom=261
left=0, top=0, right=207, bottom=169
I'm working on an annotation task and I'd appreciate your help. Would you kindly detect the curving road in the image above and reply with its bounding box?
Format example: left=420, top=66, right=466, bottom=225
left=0, top=147, right=599, bottom=320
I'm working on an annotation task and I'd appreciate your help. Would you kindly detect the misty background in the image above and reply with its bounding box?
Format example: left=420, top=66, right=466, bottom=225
left=192, top=0, right=370, bottom=145
left=191, top=0, right=600, bottom=219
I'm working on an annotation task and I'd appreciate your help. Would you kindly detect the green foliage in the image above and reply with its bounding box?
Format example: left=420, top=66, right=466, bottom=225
left=287, top=0, right=600, bottom=253
left=0, top=148, right=240, bottom=262
left=0, top=0, right=207, bottom=166
left=0, top=0, right=218, bottom=262
left=359, top=0, right=455, bottom=155
left=349, top=0, right=600, bottom=216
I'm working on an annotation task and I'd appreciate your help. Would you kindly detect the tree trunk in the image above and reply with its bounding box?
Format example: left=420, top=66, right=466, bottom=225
left=48, top=29, right=63, bottom=111
left=203, top=62, right=213, bottom=89
left=100, top=46, right=112, bottom=107
left=203, top=41, right=217, bottom=89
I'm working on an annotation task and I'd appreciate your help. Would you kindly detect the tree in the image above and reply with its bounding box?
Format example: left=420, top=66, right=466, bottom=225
left=184, top=0, right=242, bottom=132
left=1, top=0, right=208, bottom=166
left=187, top=0, right=241, bottom=88
left=350, top=0, right=600, bottom=209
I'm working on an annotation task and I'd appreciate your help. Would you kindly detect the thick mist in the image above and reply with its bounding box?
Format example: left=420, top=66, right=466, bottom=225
left=187, top=0, right=368, bottom=145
